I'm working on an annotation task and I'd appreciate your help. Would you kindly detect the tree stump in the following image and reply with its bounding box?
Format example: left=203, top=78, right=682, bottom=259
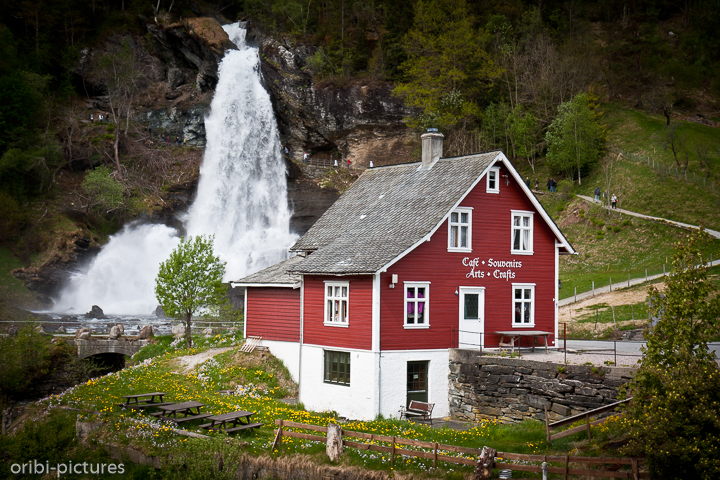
left=326, top=423, right=343, bottom=462
left=474, top=446, right=496, bottom=480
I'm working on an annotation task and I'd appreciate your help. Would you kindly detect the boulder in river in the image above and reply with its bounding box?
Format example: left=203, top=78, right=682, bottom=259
left=171, top=324, right=185, bottom=338
left=75, top=327, right=91, bottom=339
left=154, top=305, right=166, bottom=318
left=85, top=305, right=107, bottom=319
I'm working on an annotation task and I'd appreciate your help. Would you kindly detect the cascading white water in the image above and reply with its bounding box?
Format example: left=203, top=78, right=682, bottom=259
left=53, top=23, right=295, bottom=315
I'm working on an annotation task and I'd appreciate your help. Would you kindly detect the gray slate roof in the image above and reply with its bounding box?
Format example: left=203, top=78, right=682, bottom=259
left=288, top=152, right=500, bottom=274
left=232, top=255, right=304, bottom=285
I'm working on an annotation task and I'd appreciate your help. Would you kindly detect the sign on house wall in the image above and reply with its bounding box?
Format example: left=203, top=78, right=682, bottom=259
left=462, top=257, right=523, bottom=281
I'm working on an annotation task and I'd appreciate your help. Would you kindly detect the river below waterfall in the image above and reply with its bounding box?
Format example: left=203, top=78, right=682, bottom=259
left=50, top=22, right=295, bottom=319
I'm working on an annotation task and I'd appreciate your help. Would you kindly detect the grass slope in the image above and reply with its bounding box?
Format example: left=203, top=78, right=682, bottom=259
left=21, top=334, right=593, bottom=479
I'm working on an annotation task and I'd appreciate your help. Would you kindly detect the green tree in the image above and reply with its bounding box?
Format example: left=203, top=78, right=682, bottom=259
left=507, top=104, right=539, bottom=173
left=623, top=230, right=720, bottom=479
left=81, top=165, right=124, bottom=213
left=393, top=0, right=501, bottom=132
left=545, top=93, right=604, bottom=185
left=155, top=235, right=226, bottom=347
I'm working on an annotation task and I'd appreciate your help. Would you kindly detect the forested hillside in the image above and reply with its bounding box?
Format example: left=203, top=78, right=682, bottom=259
left=0, top=0, right=719, bottom=311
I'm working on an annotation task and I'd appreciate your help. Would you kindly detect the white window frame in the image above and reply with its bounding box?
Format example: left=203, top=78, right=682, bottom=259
left=511, top=210, right=534, bottom=255
left=324, top=281, right=349, bottom=327
left=512, top=283, right=535, bottom=328
left=447, top=207, right=473, bottom=252
left=404, top=282, right=430, bottom=329
left=486, top=167, right=500, bottom=193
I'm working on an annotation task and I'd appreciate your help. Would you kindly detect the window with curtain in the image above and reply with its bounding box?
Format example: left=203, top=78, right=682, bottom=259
left=405, top=282, right=430, bottom=327
left=324, top=282, right=349, bottom=325
left=448, top=207, right=472, bottom=252
left=511, top=211, right=533, bottom=254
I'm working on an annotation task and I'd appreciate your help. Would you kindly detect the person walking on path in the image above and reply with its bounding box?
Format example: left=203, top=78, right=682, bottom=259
left=303, top=152, right=308, bottom=163
left=90, top=114, right=94, bottom=122
left=347, top=159, right=351, bottom=169
left=333, top=159, right=338, bottom=168
left=547, top=178, right=553, bottom=192
left=534, top=179, right=539, bottom=190
left=594, top=187, right=601, bottom=203
left=525, top=176, right=530, bottom=188
left=369, top=160, right=374, bottom=168
left=611, top=194, right=618, bottom=209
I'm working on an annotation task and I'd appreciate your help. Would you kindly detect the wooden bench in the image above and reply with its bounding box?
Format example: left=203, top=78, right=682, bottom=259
left=170, top=414, right=212, bottom=424
left=116, top=402, right=174, bottom=409
left=399, top=400, right=434, bottom=425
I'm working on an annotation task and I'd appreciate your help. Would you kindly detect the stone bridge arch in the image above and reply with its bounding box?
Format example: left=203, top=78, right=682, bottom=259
left=65, top=338, right=150, bottom=359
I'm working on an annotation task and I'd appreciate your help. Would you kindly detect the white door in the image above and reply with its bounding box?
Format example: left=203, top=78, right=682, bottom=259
left=458, top=287, right=485, bottom=349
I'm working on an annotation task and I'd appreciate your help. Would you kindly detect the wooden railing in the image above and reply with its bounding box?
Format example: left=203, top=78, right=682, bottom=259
left=545, top=398, right=632, bottom=442
left=272, top=420, right=646, bottom=478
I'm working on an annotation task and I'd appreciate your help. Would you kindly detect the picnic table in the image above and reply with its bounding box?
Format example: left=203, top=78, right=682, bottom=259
left=200, top=410, right=263, bottom=434
left=116, top=392, right=173, bottom=409
left=153, top=401, right=212, bottom=423
left=494, top=330, right=552, bottom=354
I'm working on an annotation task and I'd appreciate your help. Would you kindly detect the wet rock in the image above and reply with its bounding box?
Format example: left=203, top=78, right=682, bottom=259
left=34, top=325, right=46, bottom=334
left=56, top=326, right=67, bottom=333
left=8, top=327, right=18, bottom=336
left=78, top=331, right=92, bottom=340
left=202, top=327, right=214, bottom=335
left=86, top=305, right=106, bottom=319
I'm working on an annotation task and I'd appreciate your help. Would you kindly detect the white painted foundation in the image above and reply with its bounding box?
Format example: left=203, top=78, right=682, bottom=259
left=379, top=349, right=450, bottom=419
left=299, top=345, right=379, bottom=420
left=259, top=339, right=301, bottom=383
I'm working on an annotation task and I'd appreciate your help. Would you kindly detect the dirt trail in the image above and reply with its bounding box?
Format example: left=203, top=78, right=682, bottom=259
left=559, top=282, right=665, bottom=324
left=172, top=347, right=233, bottom=374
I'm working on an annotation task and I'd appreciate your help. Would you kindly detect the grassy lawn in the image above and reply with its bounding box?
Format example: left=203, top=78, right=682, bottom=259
left=538, top=195, right=720, bottom=299
left=29, top=333, right=599, bottom=479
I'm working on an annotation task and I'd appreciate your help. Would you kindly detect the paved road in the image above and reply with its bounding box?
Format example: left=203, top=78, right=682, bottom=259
left=561, top=339, right=720, bottom=358
left=558, top=196, right=720, bottom=307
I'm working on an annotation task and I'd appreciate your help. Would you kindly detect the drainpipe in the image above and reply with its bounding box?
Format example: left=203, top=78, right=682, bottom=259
left=298, top=277, right=304, bottom=401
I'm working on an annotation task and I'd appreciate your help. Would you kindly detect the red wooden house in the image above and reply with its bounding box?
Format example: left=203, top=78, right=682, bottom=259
left=232, top=131, right=575, bottom=420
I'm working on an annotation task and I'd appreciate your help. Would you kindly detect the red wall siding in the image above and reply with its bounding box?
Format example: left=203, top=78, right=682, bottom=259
left=246, top=287, right=301, bottom=342
left=303, top=275, right=373, bottom=350
left=380, top=165, right=557, bottom=350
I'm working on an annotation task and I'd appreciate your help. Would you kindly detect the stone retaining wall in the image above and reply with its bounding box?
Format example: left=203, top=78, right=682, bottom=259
left=448, top=349, right=636, bottom=424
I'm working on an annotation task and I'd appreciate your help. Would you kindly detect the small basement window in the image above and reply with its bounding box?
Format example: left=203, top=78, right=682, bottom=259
left=324, top=350, right=350, bottom=386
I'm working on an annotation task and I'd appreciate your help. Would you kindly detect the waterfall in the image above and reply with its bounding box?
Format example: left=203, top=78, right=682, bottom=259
left=53, top=23, right=295, bottom=315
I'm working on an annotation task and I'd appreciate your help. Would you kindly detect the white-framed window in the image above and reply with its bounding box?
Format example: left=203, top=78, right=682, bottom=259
left=511, top=210, right=534, bottom=254
left=404, top=282, right=430, bottom=328
left=486, top=167, right=500, bottom=193
left=448, top=207, right=472, bottom=252
left=512, top=284, right=535, bottom=327
left=324, top=281, right=349, bottom=326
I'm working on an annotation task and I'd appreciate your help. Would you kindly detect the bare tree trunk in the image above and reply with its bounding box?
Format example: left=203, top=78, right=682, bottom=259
left=185, top=310, right=193, bottom=347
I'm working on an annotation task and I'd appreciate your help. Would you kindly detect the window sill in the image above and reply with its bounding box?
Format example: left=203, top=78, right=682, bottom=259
left=510, top=250, right=534, bottom=256
left=486, top=189, right=499, bottom=194
left=323, top=382, right=350, bottom=387
left=447, top=247, right=472, bottom=253
left=404, top=324, right=430, bottom=329
left=512, top=324, right=535, bottom=328
left=324, top=322, right=349, bottom=328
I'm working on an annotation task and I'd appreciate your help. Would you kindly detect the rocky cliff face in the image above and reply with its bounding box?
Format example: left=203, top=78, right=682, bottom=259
left=247, top=24, right=417, bottom=169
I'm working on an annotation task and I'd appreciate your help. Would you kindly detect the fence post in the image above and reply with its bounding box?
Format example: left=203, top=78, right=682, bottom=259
left=632, top=304, right=634, bottom=320
left=663, top=264, right=665, bottom=275
left=391, top=436, right=395, bottom=468
left=610, top=278, right=612, bottom=292
left=627, top=273, right=630, bottom=288
left=592, top=281, right=595, bottom=296
left=574, top=286, right=577, bottom=303
left=433, top=442, right=438, bottom=469
left=614, top=340, right=617, bottom=366
left=645, top=268, right=648, bottom=281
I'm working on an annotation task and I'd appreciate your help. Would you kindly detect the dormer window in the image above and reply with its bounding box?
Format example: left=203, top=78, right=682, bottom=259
left=486, top=167, right=500, bottom=193
left=448, top=207, right=472, bottom=252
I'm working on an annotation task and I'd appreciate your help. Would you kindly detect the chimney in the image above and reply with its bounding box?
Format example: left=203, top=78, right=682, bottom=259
left=421, top=128, right=444, bottom=169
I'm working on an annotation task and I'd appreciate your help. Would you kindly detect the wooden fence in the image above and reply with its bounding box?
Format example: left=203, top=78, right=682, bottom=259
left=272, top=420, right=646, bottom=479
